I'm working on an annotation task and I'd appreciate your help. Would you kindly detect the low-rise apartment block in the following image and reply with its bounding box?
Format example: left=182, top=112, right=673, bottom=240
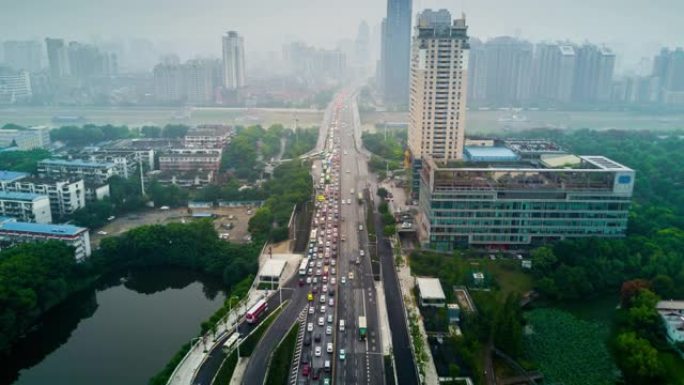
left=0, top=217, right=91, bottom=262
left=0, top=191, right=52, bottom=223
left=38, top=158, right=117, bottom=185
left=159, top=148, right=222, bottom=172
left=0, top=175, right=85, bottom=218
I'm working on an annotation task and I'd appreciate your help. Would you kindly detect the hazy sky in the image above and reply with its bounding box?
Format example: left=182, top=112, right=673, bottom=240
left=2, top=0, right=682, bottom=73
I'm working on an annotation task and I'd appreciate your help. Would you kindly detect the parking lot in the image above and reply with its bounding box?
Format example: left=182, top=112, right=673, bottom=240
left=90, top=206, right=255, bottom=247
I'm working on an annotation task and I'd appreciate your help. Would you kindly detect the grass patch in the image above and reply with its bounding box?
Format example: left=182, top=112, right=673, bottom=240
left=212, top=350, right=238, bottom=385
left=239, top=303, right=285, bottom=357
left=523, top=308, right=618, bottom=385
left=264, top=322, right=300, bottom=385
left=659, top=351, right=684, bottom=385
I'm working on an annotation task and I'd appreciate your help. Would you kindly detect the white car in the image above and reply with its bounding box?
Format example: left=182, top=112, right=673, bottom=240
left=309, top=306, right=315, bottom=315
left=328, top=298, right=334, bottom=307
left=315, top=346, right=322, bottom=356
left=320, top=305, right=326, bottom=313
left=306, top=277, right=312, bottom=284
left=331, top=277, right=337, bottom=285
left=307, top=322, right=314, bottom=332
left=327, top=342, right=333, bottom=354
left=340, top=277, right=346, bottom=284
left=360, top=250, right=365, bottom=257
left=320, top=295, right=326, bottom=303
left=318, top=317, right=325, bottom=326
left=97, top=230, right=108, bottom=235
left=326, top=325, right=332, bottom=335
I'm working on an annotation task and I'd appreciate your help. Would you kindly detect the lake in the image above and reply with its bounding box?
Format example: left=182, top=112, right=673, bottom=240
left=1, top=268, right=226, bottom=385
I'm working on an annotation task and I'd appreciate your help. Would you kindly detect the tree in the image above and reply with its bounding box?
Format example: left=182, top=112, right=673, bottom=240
left=141, top=126, right=162, bottom=138
left=383, top=225, right=396, bottom=237
left=493, top=293, right=523, bottom=357
left=377, top=187, right=389, bottom=199
left=650, top=274, right=675, bottom=298
left=162, top=124, right=189, bottom=138
left=620, top=279, right=651, bottom=307
left=614, top=332, right=664, bottom=384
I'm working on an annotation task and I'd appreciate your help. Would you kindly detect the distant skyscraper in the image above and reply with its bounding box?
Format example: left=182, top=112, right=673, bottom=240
left=3, top=41, right=42, bottom=72
left=381, top=0, right=412, bottom=106
left=184, top=59, right=217, bottom=105
left=467, top=38, right=487, bottom=103
left=45, top=38, right=70, bottom=78
left=355, top=21, right=371, bottom=71
left=573, top=44, right=615, bottom=102
left=153, top=63, right=185, bottom=103
left=408, top=9, right=469, bottom=162
left=222, top=31, right=245, bottom=89
left=0, top=69, right=32, bottom=104
left=533, top=43, right=576, bottom=102
left=483, top=37, right=533, bottom=104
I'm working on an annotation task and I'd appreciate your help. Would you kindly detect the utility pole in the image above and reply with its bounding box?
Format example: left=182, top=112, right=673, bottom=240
left=139, top=153, right=146, bottom=196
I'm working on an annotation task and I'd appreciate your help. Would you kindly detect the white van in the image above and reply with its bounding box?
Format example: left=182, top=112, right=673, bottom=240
left=339, top=319, right=345, bottom=332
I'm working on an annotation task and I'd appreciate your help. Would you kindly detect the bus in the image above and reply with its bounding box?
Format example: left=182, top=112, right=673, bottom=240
left=358, top=316, right=367, bottom=340
left=310, top=229, right=318, bottom=244
left=222, top=332, right=239, bottom=353
left=357, top=192, right=363, bottom=203
left=299, top=258, right=309, bottom=276
left=245, top=299, right=268, bottom=324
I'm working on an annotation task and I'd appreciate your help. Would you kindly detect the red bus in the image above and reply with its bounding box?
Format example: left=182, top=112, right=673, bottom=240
left=245, top=299, right=268, bottom=324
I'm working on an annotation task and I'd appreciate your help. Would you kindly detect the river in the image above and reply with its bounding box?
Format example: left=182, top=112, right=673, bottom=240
left=1, top=268, right=227, bottom=385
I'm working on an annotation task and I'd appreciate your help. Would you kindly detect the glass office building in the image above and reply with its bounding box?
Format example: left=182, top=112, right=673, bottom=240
left=417, top=141, right=634, bottom=250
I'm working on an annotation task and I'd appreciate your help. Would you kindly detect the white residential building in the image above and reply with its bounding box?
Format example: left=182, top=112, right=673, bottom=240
left=0, top=191, right=52, bottom=223
left=0, top=176, right=86, bottom=218
left=0, top=217, right=91, bottom=262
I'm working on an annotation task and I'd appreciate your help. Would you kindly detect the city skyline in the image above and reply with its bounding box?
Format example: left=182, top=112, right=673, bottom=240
left=1, top=0, right=683, bottom=74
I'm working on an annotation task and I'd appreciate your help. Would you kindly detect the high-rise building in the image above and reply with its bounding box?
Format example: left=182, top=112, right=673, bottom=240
left=652, top=48, right=684, bottom=104
left=0, top=69, right=32, bottom=104
left=572, top=44, right=615, bottom=103
left=355, top=21, right=371, bottom=71
left=184, top=59, right=217, bottom=104
left=466, top=38, right=487, bottom=103
left=153, top=63, right=185, bottom=103
left=483, top=37, right=533, bottom=104
left=533, top=43, right=576, bottom=102
left=222, top=31, right=245, bottom=89
left=381, top=0, right=412, bottom=106
left=45, top=38, right=70, bottom=78
left=2, top=41, right=43, bottom=72
left=408, top=9, right=469, bottom=162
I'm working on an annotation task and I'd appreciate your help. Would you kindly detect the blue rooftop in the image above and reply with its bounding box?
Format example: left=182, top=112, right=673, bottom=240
left=0, top=216, right=16, bottom=224
left=0, top=221, right=86, bottom=236
left=464, top=146, right=519, bottom=162
left=40, top=158, right=116, bottom=168
left=0, top=170, right=29, bottom=182
left=0, top=190, right=47, bottom=201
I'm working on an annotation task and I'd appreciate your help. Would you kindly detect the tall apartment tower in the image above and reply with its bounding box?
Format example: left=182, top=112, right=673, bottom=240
left=3, top=41, right=43, bottom=72
left=408, top=9, right=469, bottom=162
left=45, top=38, right=71, bottom=78
left=381, top=0, right=412, bottom=106
left=222, top=31, right=245, bottom=89
left=533, top=43, right=576, bottom=102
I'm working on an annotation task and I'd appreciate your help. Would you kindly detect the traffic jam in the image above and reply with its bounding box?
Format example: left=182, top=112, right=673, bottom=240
left=298, top=100, right=347, bottom=384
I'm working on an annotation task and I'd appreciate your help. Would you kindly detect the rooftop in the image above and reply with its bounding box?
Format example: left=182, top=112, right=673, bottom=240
left=0, top=190, right=47, bottom=201
left=39, top=158, right=116, bottom=168
left=464, top=146, right=519, bottom=162
left=0, top=170, right=29, bottom=182
left=259, top=259, right=287, bottom=278
left=0, top=221, right=86, bottom=236
left=416, top=277, right=446, bottom=300
left=657, top=300, right=684, bottom=311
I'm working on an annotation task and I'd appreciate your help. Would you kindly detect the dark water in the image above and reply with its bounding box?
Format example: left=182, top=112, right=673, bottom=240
left=1, top=268, right=226, bottom=385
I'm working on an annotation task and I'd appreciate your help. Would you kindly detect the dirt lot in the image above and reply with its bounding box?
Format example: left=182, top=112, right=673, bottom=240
left=90, top=206, right=256, bottom=247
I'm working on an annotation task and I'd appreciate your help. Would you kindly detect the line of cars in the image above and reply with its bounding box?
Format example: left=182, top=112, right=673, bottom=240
left=300, top=98, right=349, bottom=384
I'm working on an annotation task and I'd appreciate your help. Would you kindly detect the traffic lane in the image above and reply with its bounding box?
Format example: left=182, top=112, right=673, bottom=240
left=375, top=212, right=418, bottom=385
left=240, top=285, right=305, bottom=385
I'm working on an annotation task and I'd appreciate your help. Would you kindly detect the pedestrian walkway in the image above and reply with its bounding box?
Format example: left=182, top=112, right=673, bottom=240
left=229, top=357, right=250, bottom=385
left=167, top=287, right=266, bottom=385
left=396, top=254, right=440, bottom=385
left=375, top=281, right=392, bottom=355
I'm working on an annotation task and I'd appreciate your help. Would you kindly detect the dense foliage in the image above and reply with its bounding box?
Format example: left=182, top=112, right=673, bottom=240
left=361, top=130, right=406, bottom=162
left=264, top=322, right=300, bottom=385
left=249, top=160, right=313, bottom=242
left=0, top=149, right=51, bottom=173
left=221, top=125, right=264, bottom=180
left=0, top=242, right=90, bottom=354
left=96, top=220, right=260, bottom=286
left=523, top=308, right=618, bottom=385
left=283, top=127, right=318, bottom=159
left=49, top=123, right=190, bottom=145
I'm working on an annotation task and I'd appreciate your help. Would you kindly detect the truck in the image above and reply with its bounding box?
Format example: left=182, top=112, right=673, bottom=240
left=358, top=316, right=367, bottom=340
